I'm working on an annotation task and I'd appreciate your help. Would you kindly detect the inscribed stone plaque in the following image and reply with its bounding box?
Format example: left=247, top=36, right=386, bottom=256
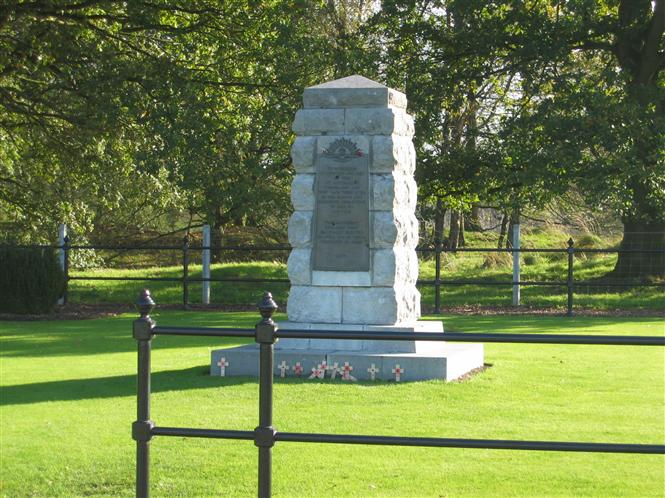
left=313, top=138, right=370, bottom=271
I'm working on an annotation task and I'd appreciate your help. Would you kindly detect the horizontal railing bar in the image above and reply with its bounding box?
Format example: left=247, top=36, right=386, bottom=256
left=196, top=245, right=291, bottom=251
left=417, top=280, right=566, bottom=286
left=149, top=324, right=664, bottom=345
left=152, top=427, right=255, bottom=440
left=66, top=275, right=664, bottom=288
left=148, top=426, right=665, bottom=455
left=416, top=247, right=665, bottom=254
left=198, top=277, right=290, bottom=283
left=68, top=275, right=289, bottom=283
left=67, top=244, right=291, bottom=251
left=70, top=245, right=182, bottom=250
left=153, top=326, right=255, bottom=338
left=572, top=282, right=664, bottom=288
left=12, top=244, right=665, bottom=254
left=418, top=280, right=663, bottom=288
left=275, top=330, right=664, bottom=346
left=9, top=244, right=665, bottom=255
left=437, top=332, right=665, bottom=346
left=275, top=432, right=665, bottom=454
left=69, top=276, right=183, bottom=282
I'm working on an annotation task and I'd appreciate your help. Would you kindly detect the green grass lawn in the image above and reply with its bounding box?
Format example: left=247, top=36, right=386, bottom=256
left=2, top=312, right=664, bottom=497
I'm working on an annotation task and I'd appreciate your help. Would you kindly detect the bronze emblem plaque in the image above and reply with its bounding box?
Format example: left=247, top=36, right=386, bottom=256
left=312, top=139, right=370, bottom=271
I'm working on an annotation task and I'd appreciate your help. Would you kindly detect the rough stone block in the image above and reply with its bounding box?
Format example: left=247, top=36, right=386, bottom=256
left=371, top=136, right=416, bottom=173
left=342, top=286, right=420, bottom=325
left=291, top=136, right=316, bottom=172
left=292, top=109, right=345, bottom=135
left=371, top=174, right=394, bottom=211
left=291, top=174, right=315, bottom=210
left=405, top=176, right=417, bottom=209
left=372, top=248, right=419, bottom=286
left=317, top=135, right=370, bottom=156
left=287, top=286, right=342, bottom=323
left=372, top=248, right=396, bottom=286
left=371, top=211, right=418, bottom=248
left=312, top=271, right=370, bottom=286
left=288, top=211, right=312, bottom=248
left=371, top=212, right=397, bottom=248
left=370, top=173, right=417, bottom=211
left=346, top=108, right=414, bottom=136
left=287, top=249, right=311, bottom=285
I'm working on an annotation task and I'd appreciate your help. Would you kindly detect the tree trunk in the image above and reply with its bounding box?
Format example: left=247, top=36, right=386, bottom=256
left=498, top=212, right=509, bottom=248
left=506, top=208, right=520, bottom=248
left=611, top=217, right=665, bottom=280
left=433, top=197, right=445, bottom=247
left=447, top=211, right=461, bottom=251
left=466, top=204, right=482, bottom=231
left=608, top=0, right=665, bottom=280
left=459, top=213, right=466, bottom=247
left=211, top=208, right=226, bottom=263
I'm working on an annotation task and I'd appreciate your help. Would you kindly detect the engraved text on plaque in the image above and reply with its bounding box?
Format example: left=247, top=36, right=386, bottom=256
left=312, top=139, right=370, bottom=271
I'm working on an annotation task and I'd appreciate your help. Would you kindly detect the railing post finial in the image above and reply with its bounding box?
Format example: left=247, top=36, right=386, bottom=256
left=257, top=291, right=278, bottom=325
left=137, top=288, right=155, bottom=320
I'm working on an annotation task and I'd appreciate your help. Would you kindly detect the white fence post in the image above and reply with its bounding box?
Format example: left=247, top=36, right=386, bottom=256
left=202, top=224, right=211, bottom=305
left=512, top=224, right=520, bottom=306
left=57, top=223, right=67, bottom=305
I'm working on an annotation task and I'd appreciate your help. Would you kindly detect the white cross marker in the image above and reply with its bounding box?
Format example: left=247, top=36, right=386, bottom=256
left=217, top=357, right=229, bottom=377
left=392, top=364, right=404, bottom=382
left=309, top=364, right=325, bottom=379
left=341, top=361, right=357, bottom=382
left=328, top=362, right=340, bottom=380
left=367, top=363, right=379, bottom=381
left=278, top=360, right=289, bottom=378
left=293, top=362, right=303, bottom=376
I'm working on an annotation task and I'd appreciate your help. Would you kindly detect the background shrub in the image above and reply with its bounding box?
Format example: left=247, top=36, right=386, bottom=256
left=481, top=252, right=512, bottom=269
left=523, top=253, right=542, bottom=266
left=0, top=246, right=65, bottom=314
left=574, top=233, right=604, bottom=260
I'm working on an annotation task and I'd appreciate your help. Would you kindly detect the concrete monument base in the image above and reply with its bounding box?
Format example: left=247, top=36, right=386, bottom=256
left=210, top=321, right=484, bottom=382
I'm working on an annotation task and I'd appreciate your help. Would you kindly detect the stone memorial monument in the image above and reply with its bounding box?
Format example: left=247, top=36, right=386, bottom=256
left=212, top=75, right=483, bottom=381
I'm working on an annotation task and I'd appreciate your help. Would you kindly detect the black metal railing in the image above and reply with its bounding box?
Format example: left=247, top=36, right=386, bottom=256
left=13, top=237, right=664, bottom=315
left=132, top=290, right=665, bottom=498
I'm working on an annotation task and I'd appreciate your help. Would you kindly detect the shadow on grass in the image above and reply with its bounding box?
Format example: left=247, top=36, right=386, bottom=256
left=0, top=366, right=398, bottom=406
left=0, top=366, right=257, bottom=406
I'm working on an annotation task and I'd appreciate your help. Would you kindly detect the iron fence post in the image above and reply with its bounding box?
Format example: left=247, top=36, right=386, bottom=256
left=255, top=292, right=278, bottom=498
left=567, top=238, right=574, bottom=317
left=182, top=235, right=190, bottom=308
left=132, top=290, right=156, bottom=498
left=63, top=235, right=70, bottom=305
